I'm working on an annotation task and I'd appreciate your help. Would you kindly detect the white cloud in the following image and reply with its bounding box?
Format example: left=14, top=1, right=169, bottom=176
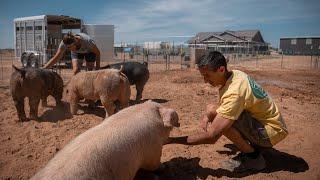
left=91, top=0, right=320, bottom=43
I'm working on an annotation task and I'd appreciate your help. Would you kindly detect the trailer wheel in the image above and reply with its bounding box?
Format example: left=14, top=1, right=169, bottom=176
left=20, top=51, right=40, bottom=68
left=21, top=52, right=30, bottom=67
left=29, top=53, right=39, bottom=68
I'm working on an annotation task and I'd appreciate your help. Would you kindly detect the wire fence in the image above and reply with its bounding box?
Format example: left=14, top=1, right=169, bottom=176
left=226, top=53, right=320, bottom=71
left=1, top=49, right=319, bottom=83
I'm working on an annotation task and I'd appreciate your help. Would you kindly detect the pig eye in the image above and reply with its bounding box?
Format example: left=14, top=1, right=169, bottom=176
left=66, top=89, right=69, bottom=94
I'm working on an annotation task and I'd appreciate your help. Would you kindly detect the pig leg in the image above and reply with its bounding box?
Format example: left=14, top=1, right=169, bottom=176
left=29, top=97, right=40, bottom=120
left=87, top=100, right=96, bottom=109
left=41, top=97, right=48, bottom=107
left=53, top=91, right=63, bottom=107
left=118, top=90, right=130, bottom=110
left=13, top=97, right=27, bottom=121
left=70, top=94, right=79, bottom=115
left=100, top=97, right=115, bottom=118
left=142, top=149, right=162, bottom=171
left=118, top=99, right=129, bottom=111
left=135, top=82, right=145, bottom=101
left=114, top=100, right=121, bottom=112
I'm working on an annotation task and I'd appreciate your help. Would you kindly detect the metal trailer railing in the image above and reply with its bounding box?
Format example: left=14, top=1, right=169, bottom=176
left=13, top=15, right=82, bottom=67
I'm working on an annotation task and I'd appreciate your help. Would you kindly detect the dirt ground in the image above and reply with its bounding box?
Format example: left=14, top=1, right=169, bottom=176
left=0, top=56, right=320, bottom=179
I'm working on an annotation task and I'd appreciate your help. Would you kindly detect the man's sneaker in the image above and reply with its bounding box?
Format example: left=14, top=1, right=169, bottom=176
left=220, top=152, right=245, bottom=171
left=234, top=153, right=266, bottom=173
left=220, top=153, right=266, bottom=173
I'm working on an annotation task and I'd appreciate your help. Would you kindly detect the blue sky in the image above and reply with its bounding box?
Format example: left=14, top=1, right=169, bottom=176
left=1, top=0, right=320, bottom=48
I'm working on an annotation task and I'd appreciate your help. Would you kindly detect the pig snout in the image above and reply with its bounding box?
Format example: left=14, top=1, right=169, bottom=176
left=160, top=107, right=180, bottom=128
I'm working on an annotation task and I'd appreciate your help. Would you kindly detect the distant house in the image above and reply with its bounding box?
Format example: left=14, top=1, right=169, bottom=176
left=280, top=37, right=320, bottom=55
left=188, top=30, right=268, bottom=54
left=144, top=41, right=161, bottom=49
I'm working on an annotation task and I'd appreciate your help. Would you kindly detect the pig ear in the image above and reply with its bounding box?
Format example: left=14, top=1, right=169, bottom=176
left=159, top=107, right=173, bottom=129
left=119, top=65, right=124, bottom=73
left=12, top=65, right=21, bottom=72
left=12, top=65, right=26, bottom=78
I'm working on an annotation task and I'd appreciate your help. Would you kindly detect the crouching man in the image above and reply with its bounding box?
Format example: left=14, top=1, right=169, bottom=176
left=170, top=51, right=288, bottom=173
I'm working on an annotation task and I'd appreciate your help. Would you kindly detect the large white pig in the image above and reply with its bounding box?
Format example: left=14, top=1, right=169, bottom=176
left=31, top=100, right=179, bottom=180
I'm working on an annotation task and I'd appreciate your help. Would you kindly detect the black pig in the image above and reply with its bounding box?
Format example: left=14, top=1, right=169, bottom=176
left=101, top=61, right=149, bottom=101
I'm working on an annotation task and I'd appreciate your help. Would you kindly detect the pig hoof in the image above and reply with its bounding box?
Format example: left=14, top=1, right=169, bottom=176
left=88, top=104, right=96, bottom=109
left=56, top=102, right=64, bottom=107
left=76, top=110, right=84, bottom=115
left=164, top=137, right=173, bottom=144
left=30, top=115, right=38, bottom=120
left=19, top=117, right=28, bottom=122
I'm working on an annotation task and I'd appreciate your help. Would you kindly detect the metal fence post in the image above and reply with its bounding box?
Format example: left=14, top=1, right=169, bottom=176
left=180, top=54, right=183, bottom=70
left=166, top=53, right=168, bottom=71
left=256, top=52, right=258, bottom=68
left=281, top=51, right=283, bottom=69
left=0, top=53, right=3, bottom=80
left=310, top=55, right=313, bottom=69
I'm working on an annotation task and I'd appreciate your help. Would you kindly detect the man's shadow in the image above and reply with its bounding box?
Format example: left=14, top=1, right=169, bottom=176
left=137, top=144, right=309, bottom=179
left=216, top=143, right=309, bottom=174
left=201, top=144, right=309, bottom=178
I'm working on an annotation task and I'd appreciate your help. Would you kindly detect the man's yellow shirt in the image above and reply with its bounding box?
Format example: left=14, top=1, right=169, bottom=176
left=216, top=70, right=288, bottom=145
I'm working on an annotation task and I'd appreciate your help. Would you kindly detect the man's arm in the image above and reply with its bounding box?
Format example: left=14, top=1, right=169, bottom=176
left=200, top=103, right=218, bottom=131
left=206, top=104, right=217, bottom=120
left=91, top=44, right=100, bottom=69
left=43, top=48, right=64, bottom=69
left=169, top=114, right=234, bottom=145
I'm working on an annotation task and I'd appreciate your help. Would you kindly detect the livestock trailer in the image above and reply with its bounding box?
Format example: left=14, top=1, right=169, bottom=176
left=14, top=15, right=114, bottom=67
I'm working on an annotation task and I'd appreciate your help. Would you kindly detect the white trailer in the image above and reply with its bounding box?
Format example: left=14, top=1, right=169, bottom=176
left=13, top=15, right=114, bottom=67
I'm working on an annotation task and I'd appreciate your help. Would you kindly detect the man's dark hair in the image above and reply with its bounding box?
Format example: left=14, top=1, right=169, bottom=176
left=197, top=51, right=227, bottom=70
left=63, top=32, right=75, bottom=45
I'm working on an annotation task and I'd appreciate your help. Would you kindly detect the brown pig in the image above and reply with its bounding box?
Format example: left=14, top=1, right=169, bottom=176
left=65, top=67, right=131, bottom=117
left=31, top=100, right=179, bottom=180
left=10, top=66, right=63, bottom=121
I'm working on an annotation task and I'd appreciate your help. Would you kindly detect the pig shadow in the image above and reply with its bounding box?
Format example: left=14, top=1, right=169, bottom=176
left=42, top=102, right=107, bottom=120
left=142, top=99, right=168, bottom=104
left=95, top=98, right=168, bottom=107
left=39, top=102, right=73, bottom=122
left=78, top=104, right=106, bottom=118
left=137, top=148, right=309, bottom=179
left=130, top=98, right=168, bottom=106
